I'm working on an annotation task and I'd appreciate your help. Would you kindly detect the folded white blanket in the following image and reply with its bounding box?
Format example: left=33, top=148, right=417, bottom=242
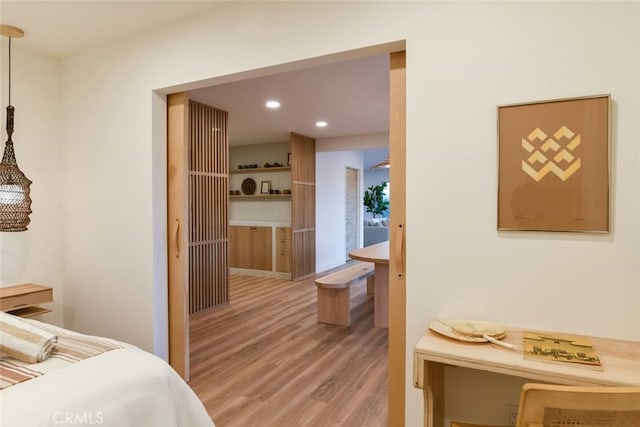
left=0, top=311, right=58, bottom=363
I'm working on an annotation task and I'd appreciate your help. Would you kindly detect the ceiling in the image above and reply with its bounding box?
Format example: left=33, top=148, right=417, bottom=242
left=1, top=1, right=390, bottom=165
left=189, top=54, right=389, bottom=146
left=0, top=1, right=228, bottom=57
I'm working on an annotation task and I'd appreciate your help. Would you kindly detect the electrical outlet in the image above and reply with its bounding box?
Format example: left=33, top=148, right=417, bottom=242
left=505, top=404, right=518, bottom=427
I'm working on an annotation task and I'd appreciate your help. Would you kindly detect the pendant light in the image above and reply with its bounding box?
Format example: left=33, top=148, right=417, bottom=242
left=0, top=25, right=32, bottom=232
left=370, top=157, right=390, bottom=170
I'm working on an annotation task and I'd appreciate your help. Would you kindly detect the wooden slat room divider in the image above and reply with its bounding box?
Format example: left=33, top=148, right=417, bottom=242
left=291, top=132, right=316, bottom=279
left=188, top=100, right=229, bottom=313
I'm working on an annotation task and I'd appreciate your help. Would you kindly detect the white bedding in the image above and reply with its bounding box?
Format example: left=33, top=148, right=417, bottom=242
left=0, top=326, right=214, bottom=427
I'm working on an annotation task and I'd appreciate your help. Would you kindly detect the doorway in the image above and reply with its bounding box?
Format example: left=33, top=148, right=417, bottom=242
left=166, top=47, right=406, bottom=426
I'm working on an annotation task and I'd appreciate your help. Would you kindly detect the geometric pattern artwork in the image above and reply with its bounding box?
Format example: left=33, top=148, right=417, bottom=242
left=497, top=94, right=610, bottom=232
left=521, top=125, right=581, bottom=182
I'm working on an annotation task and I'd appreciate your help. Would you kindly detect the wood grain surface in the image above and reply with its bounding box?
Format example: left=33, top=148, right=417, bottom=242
left=189, top=273, right=388, bottom=427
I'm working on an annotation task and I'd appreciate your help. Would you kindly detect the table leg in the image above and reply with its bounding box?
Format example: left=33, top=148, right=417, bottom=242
left=366, top=276, right=374, bottom=295
left=373, top=263, right=389, bottom=328
left=423, top=361, right=445, bottom=427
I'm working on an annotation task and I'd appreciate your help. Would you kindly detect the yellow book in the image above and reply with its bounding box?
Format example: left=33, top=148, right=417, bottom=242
left=523, top=331, right=601, bottom=366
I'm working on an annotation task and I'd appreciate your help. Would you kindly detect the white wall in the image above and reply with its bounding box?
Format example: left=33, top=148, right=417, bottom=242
left=316, top=150, right=364, bottom=273
left=405, top=3, right=640, bottom=424
left=0, top=41, right=63, bottom=326
left=316, top=143, right=390, bottom=269
left=7, top=2, right=637, bottom=426
left=317, top=132, right=388, bottom=152
left=59, top=35, right=159, bottom=351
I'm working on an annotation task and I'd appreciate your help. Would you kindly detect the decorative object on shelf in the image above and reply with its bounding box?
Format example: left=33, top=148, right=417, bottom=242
left=261, top=180, right=271, bottom=194
left=287, top=152, right=292, bottom=166
left=363, top=182, right=389, bottom=218
left=234, top=190, right=240, bottom=195
left=241, top=178, right=256, bottom=195
left=498, top=94, right=610, bottom=232
left=263, top=162, right=284, bottom=168
left=0, top=25, right=32, bottom=232
left=230, top=165, right=291, bottom=174
left=283, top=189, right=291, bottom=194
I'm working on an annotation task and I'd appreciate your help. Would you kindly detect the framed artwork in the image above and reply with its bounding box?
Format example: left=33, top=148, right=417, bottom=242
left=260, top=180, right=271, bottom=194
left=287, top=152, right=292, bottom=166
left=497, top=94, right=610, bottom=232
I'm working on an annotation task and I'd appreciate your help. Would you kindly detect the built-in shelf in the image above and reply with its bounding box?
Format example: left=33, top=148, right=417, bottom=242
left=0, top=283, right=53, bottom=318
left=230, top=134, right=315, bottom=280
left=8, top=306, right=52, bottom=318
left=230, top=166, right=291, bottom=174
left=230, top=194, right=291, bottom=200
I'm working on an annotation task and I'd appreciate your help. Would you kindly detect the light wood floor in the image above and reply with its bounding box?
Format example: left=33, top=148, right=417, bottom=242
left=189, top=273, right=388, bottom=427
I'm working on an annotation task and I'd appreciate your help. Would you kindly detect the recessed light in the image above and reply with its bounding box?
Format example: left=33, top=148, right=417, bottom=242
left=315, top=120, right=328, bottom=128
left=265, top=100, right=280, bottom=109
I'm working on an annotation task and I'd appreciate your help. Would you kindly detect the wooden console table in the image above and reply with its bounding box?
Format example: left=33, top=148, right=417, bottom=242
left=0, top=284, right=53, bottom=318
left=413, top=327, right=640, bottom=427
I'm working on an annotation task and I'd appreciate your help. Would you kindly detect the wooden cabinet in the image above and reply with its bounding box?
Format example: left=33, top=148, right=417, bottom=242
left=0, top=284, right=53, bottom=318
left=275, top=227, right=292, bottom=273
left=230, top=225, right=272, bottom=271
left=229, top=132, right=315, bottom=279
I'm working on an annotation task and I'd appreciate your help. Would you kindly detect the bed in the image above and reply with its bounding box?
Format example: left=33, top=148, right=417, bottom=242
left=0, top=317, right=214, bottom=427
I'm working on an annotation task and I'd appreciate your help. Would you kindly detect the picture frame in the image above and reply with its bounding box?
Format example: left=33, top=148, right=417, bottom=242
left=287, top=152, right=292, bottom=166
left=260, top=180, right=271, bottom=194
left=497, top=94, right=610, bottom=232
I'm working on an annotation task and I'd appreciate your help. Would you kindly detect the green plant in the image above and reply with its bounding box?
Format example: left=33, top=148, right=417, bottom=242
left=363, top=182, right=389, bottom=218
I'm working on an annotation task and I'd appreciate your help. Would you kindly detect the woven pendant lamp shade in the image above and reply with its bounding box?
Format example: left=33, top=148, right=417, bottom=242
left=0, top=108, right=32, bottom=231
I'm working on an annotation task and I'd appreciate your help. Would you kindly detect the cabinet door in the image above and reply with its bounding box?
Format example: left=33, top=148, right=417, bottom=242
left=251, top=226, right=272, bottom=271
left=229, top=225, right=272, bottom=271
left=275, top=251, right=291, bottom=273
left=229, top=226, right=251, bottom=268
left=276, top=226, right=291, bottom=240
left=275, top=227, right=291, bottom=273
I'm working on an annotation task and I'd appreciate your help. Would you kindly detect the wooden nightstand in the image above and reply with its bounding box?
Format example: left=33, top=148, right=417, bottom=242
left=0, top=284, right=53, bottom=318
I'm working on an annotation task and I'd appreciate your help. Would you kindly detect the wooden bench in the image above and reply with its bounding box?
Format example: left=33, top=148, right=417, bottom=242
left=315, top=261, right=375, bottom=326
